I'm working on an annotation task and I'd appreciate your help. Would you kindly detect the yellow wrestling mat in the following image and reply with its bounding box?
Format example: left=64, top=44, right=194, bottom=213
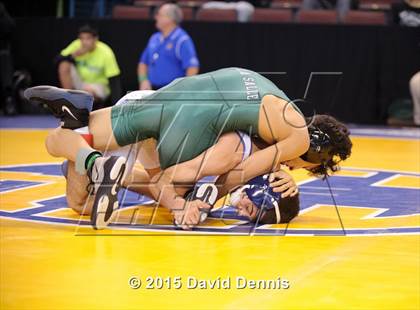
left=1, top=126, right=419, bottom=309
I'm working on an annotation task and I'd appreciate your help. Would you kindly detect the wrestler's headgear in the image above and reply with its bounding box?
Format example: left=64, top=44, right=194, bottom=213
left=230, top=174, right=299, bottom=224
left=300, top=126, right=333, bottom=164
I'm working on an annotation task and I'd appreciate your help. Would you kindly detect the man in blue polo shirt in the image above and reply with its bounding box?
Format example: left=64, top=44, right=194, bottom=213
left=138, top=3, right=200, bottom=90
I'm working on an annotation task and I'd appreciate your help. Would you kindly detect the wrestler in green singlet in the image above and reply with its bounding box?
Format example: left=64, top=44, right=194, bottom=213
left=111, top=67, right=291, bottom=169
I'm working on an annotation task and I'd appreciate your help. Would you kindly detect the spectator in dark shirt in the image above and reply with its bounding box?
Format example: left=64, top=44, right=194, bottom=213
left=0, top=2, right=16, bottom=114
left=392, top=0, right=420, bottom=26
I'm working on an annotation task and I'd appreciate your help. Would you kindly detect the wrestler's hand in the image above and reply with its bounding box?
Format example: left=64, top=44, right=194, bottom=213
left=173, top=199, right=211, bottom=230
left=269, top=170, right=298, bottom=198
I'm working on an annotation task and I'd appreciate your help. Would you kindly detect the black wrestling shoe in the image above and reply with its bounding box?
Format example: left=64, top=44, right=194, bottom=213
left=24, top=85, right=93, bottom=129
left=174, top=183, right=218, bottom=226
left=88, top=155, right=127, bottom=230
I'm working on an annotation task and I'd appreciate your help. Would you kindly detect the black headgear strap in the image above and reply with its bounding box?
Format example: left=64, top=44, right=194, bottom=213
left=301, top=127, right=346, bottom=235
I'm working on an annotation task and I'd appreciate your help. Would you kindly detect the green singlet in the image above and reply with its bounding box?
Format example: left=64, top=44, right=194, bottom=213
left=111, top=67, right=290, bottom=169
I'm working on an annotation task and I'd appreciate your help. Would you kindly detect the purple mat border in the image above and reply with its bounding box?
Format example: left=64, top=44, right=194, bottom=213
left=0, top=115, right=59, bottom=129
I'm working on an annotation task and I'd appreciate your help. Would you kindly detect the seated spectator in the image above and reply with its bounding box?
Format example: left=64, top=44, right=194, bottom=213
left=0, top=2, right=16, bottom=115
left=201, top=1, right=255, bottom=22
left=300, top=0, right=355, bottom=21
left=138, top=3, right=199, bottom=90
left=392, top=0, right=420, bottom=27
left=56, top=25, right=122, bottom=108
left=410, top=72, right=420, bottom=126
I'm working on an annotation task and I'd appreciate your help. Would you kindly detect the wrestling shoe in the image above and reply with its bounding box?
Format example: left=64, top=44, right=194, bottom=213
left=175, top=183, right=218, bottom=226
left=24, top=85, right=93, bottom=129
left=88, top=155, right=127, bottom=230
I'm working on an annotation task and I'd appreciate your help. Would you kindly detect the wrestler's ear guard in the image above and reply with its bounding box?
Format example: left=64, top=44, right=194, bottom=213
left=300, top=126, right=332, bottom=164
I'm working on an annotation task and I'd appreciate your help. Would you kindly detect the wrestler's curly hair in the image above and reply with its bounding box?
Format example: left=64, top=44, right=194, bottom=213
left=308, top=115, right=353, bottom=179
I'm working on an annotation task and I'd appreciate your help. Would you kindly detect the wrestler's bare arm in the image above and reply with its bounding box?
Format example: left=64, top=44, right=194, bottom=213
left=149, top=132, right=245, bottom=210
left=215, top=135, right=306, bottom=197
left=215, top=96, right=309, bottom=197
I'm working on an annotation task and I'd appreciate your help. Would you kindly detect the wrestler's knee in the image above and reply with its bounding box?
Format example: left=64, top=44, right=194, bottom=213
left=45, top=127, right=62, bottom=157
